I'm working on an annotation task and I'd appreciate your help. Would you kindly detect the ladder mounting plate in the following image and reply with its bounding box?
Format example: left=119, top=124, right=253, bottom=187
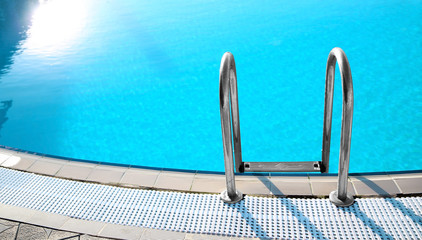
left=242, top=161, right=322, bottom=173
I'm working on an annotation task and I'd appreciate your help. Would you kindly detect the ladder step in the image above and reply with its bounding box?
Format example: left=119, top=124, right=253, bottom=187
left=243, top=161, right=321, bottom=172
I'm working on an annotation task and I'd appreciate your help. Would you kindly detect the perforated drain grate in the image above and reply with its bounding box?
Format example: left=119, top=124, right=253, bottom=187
left=1, top=167, right=422, bottom=239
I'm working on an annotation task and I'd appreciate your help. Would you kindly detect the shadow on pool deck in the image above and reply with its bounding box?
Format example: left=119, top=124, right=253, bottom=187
left=258, top=176, right=329, bottom=240
left=356, top=176, right=422, bottom=228
left=227, top=200, right=271, bottom=240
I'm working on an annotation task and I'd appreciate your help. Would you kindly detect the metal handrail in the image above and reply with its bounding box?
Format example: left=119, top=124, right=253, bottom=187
left=219, top=52, right=243, bottom=203
left=218, top=48, right=354, bottom=206
left=322, top=47, right=355, bottom=207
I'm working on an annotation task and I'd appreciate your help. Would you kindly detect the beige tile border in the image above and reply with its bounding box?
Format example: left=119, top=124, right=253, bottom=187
left=154, top=171, right=196, bottom=191
left=119, top=168, right=160, bottom=188
left=1, top=148, right=422, bottom=197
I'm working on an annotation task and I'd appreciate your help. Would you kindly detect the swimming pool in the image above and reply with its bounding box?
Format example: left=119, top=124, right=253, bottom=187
left=0, top=0, right=421, bottom=173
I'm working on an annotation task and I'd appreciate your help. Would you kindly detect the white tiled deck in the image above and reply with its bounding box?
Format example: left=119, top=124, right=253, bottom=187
left=1, top=147, right=422, bottom=239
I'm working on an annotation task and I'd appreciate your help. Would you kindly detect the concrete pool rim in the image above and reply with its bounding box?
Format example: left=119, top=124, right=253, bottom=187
left=1, top=145, right=422, bottom=197
left=1, top=166, right=422, bottom=239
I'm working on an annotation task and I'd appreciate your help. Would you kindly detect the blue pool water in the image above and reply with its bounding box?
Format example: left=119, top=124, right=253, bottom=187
left=0, top=0, right=421, bottom=173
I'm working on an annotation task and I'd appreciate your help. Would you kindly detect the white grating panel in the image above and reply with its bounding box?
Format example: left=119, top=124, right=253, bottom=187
left=1, top=167, right=422, bottom=239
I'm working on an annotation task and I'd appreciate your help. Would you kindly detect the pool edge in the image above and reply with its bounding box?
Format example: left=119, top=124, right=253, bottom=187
left=1, top=147, right=422, bottom=197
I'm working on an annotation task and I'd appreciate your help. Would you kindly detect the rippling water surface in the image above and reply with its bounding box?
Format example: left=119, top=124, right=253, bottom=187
left=0, top=0, right=421, bottom=172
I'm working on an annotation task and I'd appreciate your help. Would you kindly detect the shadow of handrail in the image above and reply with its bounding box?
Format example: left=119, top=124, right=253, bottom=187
left=340, top=202, right=395, bottom=239
left=226, top=200, right=271, bottom=240
left=354, top=176, right=422, bottom=227
left=258, top=177, right=329, bottom=240
left=257, top=176, right=417, bottom=239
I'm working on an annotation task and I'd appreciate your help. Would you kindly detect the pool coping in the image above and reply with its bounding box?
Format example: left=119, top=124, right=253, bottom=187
left=1, top=146, right=422, bottom=197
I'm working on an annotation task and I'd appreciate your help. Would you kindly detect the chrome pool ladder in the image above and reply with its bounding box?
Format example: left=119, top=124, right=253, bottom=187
left=219, top=47, right=354, bottom=206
